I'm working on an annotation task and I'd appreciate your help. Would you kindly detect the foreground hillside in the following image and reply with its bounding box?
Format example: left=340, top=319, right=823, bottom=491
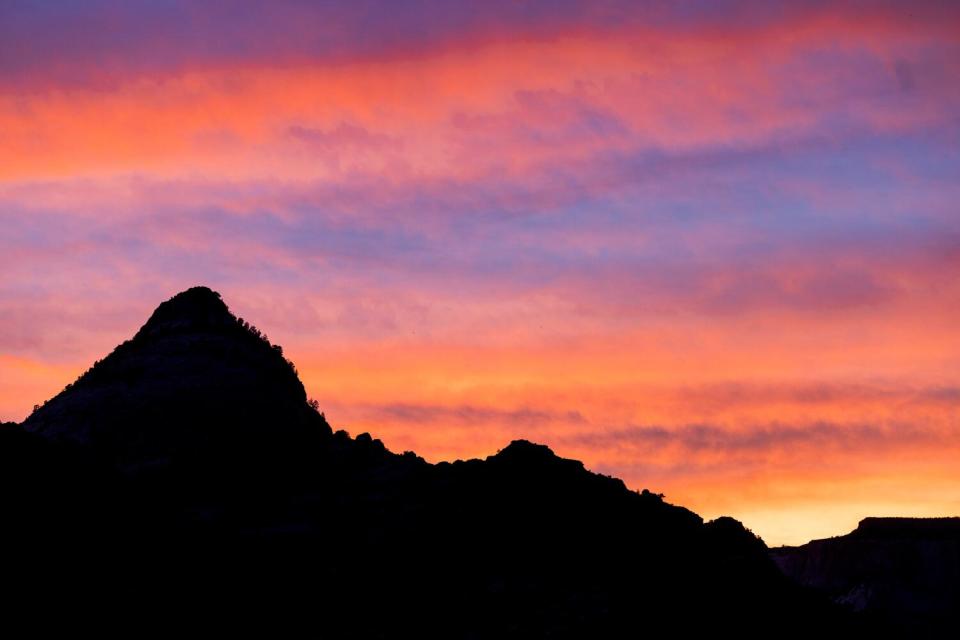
left=4, top=287, right=859, bottom=636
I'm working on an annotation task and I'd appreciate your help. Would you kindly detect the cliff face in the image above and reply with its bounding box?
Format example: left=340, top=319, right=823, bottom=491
left=772, top=518, right=960, bottom=632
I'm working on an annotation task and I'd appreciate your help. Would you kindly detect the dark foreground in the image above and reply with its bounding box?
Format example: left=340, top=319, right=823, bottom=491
left=0, top=287, right=941, bottom=637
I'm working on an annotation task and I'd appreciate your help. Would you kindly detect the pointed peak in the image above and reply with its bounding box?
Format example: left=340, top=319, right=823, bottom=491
left=138, top=286, right=235, bottom=337
left=24, top=285, right=314, bottom=468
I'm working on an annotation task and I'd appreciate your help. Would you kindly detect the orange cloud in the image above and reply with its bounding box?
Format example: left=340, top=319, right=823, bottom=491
left=3, top=11, right=957, bottom=183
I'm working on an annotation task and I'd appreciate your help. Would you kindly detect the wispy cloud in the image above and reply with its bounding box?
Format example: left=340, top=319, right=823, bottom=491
left=565, top=420, right=947, bottom=455
left=341, top=402, right=587, bottom=428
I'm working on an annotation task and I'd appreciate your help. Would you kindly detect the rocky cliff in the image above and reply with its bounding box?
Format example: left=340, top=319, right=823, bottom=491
left=772, top=517, right=960, bottom=634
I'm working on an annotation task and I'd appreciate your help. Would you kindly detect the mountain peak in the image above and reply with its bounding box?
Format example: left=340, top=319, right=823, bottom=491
left=137, top=286, right=235, bottom=338
left=24, top=286, right=321, bottom=470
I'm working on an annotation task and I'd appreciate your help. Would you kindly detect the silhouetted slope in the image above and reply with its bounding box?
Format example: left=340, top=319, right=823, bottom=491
left=0, top=421, right=121, bottom=546
left=772, top=518, right=960, bottom=635
left=23, top=286, right=329, bottom=471
left=4, top=287, right=862, bottom=637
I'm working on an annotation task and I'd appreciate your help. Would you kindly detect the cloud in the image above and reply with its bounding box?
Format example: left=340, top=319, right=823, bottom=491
left=3, top=0, right=959, bottom=182
left=565, top=420, right=946, bottom=455
left=671, top=382, right=960, bottom=410
left=3, top=2, right=958, bottom=91
left=288, top=123, right=399, bottom=149
left=341, top=403, right=588, bottom=428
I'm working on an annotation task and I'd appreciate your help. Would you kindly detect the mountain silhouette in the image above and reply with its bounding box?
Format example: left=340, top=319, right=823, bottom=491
left=24, top=286, right=321, bottom=472
left=772, top=517, right=960, bottom=634
left=3, top=287, right=872, bottom=637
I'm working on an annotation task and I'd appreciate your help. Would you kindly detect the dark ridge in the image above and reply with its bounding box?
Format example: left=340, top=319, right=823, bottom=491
left=6, top=286, right=870, bottom=637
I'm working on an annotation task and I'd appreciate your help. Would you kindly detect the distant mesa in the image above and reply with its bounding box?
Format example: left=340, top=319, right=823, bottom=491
left=851, top=516, right=960, bottom=539
left=772, top=517, right=960, bottom=629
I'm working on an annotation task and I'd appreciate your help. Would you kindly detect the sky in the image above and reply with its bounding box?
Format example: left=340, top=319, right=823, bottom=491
left=1, top=0, right=958, bottom=545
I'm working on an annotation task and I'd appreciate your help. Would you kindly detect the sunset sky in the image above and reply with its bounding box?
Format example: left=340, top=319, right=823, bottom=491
left=1, top=1, right=958, bottom=545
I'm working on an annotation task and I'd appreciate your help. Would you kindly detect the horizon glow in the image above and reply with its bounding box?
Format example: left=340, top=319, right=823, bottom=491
left=1, top=1, right=958, bottom=545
